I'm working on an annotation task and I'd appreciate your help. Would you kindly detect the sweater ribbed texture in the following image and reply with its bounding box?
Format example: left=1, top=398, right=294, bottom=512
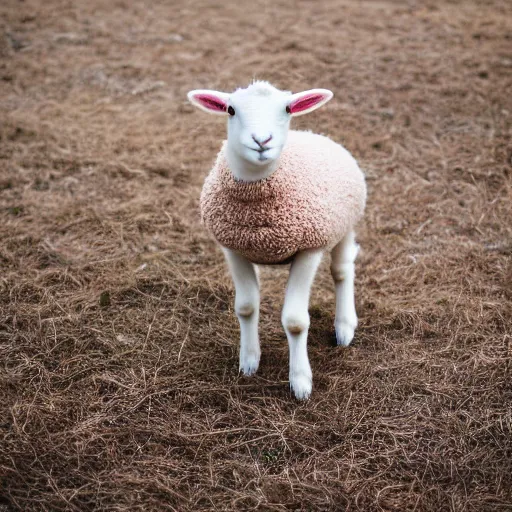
left=200, top=130, right=366, bottom=264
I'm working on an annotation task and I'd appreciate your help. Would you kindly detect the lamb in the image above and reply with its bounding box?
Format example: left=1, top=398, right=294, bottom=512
left=187, top=81, right=366, bottom=399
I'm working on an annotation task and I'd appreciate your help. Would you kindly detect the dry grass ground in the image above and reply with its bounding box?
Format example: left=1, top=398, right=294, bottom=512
left=1, top=0, right=511, bottom=510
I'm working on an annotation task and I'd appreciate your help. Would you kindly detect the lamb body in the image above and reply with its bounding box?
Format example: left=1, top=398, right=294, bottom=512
left=201, top=130, right=366, bottom=264
left=188, top=81, right=366, bottom=399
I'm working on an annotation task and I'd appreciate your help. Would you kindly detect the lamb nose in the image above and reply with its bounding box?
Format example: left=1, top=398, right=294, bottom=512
left=252, top=134, right=273, bottom=148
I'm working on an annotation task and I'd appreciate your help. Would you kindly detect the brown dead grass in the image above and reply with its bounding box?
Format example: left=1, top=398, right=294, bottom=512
left=1, top=0, right=511, bottom=510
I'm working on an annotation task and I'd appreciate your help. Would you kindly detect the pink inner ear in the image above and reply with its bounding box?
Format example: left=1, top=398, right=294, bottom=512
left=289, top=93, right=325, bottom=113
left=195, top=94, right=227, bottom=113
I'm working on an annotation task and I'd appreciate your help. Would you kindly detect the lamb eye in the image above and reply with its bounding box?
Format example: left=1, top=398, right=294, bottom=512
left=286, top=105, right=291, bottom=114
left=228, top=106, right=235, bottom=116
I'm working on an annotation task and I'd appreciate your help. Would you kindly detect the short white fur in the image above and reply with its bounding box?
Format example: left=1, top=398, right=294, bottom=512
left=188, top=81, right=360, bottom=400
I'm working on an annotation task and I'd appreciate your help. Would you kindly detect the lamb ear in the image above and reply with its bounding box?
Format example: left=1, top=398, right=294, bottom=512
left=187, top=90, right=230, bottom=115
left=288, top=89, right=333, bottom=117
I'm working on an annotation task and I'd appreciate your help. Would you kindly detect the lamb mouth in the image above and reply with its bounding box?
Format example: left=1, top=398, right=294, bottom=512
left=252, top=147, right=273, bottom=161
left=242, top=145, right=279, bottom=163
left=244, top=145, right=272, bottom=154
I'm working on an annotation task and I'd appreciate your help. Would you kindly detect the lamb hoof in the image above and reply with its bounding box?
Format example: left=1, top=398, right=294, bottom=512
left=239, top=352, right=260, bottom=376
left=290, top=372, right=312, bottom=400
left=335, top=322, right=355, bottom=347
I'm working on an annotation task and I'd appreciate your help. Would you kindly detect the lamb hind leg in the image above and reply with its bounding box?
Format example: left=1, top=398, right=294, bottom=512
left=330, top=230, right=359, bottom=347
left=282, top=249, right=324, bottom=400
left=222, top=248, right=261, bottom=375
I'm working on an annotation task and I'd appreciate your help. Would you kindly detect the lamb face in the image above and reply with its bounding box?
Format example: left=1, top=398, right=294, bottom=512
left=226, top=82, right=292, bottom=168
left=187, top=81, right=333, bottom=181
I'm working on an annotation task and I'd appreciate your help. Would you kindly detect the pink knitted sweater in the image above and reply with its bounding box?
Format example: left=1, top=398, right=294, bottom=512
left=200, top=130, right=366, bottom=265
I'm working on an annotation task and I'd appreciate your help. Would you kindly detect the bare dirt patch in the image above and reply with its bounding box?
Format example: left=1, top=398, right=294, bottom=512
left=1, top=0, right=511, bottom=510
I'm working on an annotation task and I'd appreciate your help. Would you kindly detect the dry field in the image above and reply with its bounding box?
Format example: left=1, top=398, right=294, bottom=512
left=1, top=0, right=511, bottom=510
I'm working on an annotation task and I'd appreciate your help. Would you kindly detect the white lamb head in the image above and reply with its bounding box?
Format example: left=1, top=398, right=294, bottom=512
left=187, top=81, right=333, bottom=169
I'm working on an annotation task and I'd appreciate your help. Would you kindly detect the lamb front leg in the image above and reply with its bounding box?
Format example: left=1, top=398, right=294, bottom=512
left=222, top=248, right=260, bottom=376
left=282, top=249, right=323, bottom=400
